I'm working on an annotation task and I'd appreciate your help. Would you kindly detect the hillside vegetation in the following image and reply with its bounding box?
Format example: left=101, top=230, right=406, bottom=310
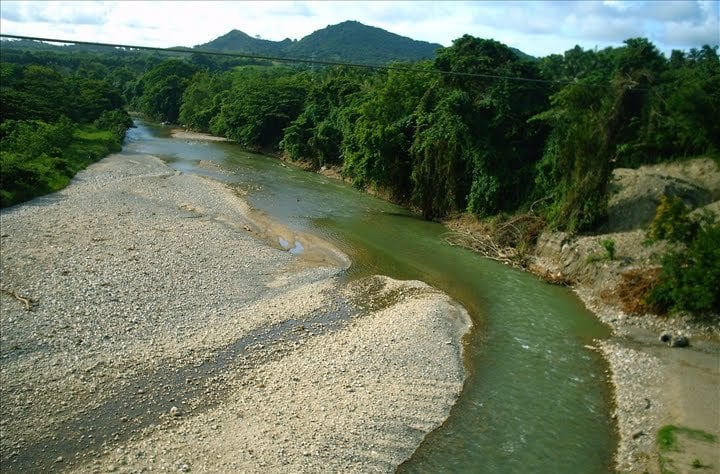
left=1, top=29, right=718, bottom=317
left=197, top=21, right=442, bottom=64
left=0, top=59, right=133, bottom=206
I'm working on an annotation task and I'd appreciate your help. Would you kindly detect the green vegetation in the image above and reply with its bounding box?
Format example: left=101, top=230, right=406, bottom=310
left=132, top=59, right=198, bottom=123
left=644, top=196, right=720, bottom=318
left=206, top=67, right=309, bottom=148
left=0, top=122, right=126, bottom=207
left=646, top=195, right=698, bottom=243
left=657, top=425, right=717, bottom=474
left=601, top=239, right=616, bottom=260
left=587, top=238, right=617, bottom=263
left=657, top=424, right=717, bottom=452
left=1, top=47, right=133, bottom=207
left=2, top=33, right=717, bottom=319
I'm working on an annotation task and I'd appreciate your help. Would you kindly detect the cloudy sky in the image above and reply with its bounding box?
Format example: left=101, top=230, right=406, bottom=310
left=1, top=1, right=718, bottom=57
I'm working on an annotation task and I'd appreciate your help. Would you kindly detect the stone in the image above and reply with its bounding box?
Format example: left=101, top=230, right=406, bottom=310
left=670, top=335, right=689, bottom=348
left=659, top=332, right=672, bottom=343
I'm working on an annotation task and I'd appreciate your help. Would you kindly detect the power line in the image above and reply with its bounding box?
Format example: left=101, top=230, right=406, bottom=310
left=0, top=33, right=585, bottom=87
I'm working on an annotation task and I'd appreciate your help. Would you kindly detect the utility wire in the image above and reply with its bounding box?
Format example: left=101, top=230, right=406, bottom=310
left=0, top=33, right=625, bottom=89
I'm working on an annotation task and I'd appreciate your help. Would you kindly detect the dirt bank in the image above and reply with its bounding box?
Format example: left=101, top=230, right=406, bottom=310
left=0, top=152, right=471, bottom=472
left=531, top=158, right=720, bottom=473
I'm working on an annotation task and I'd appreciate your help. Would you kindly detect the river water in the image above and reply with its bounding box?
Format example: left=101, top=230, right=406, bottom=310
left=124, top=121, right=616, bottom=472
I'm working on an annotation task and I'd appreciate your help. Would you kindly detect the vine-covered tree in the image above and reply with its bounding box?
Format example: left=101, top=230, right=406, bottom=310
left=135, top=59, right=198, bottom=122
left=208, top=67, right=309, bottom=148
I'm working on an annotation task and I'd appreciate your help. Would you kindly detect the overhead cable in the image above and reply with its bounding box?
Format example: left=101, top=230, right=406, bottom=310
left=0, top=33, right=625, bottom=89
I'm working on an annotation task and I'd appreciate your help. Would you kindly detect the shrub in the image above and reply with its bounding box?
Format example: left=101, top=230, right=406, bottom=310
left=600, top=238, right=616, bottom=260
left=646, top=195, right=696, bottom=244
left=645, top=197, right=720, bottom=318
left=647, top=220, right=720, bottom=316
left=603, top=268, right=661, bottom=314
left=587, top=238, right=617, bottom=263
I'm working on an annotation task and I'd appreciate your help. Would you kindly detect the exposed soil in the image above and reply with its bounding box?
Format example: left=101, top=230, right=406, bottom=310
left=446, top=157, right=720, bottom=473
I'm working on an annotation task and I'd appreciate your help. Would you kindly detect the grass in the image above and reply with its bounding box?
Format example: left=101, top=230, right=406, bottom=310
left=657, top=425, right=717, bottom=474
left=587, top=238, right=616, bottom=263
left=0, top=125, right=121, bottom=208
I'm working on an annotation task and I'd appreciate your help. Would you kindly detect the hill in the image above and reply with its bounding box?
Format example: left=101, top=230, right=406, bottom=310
left=195, top=29, right=293, bottom=57
left=196, top=20, right=443, bottom=64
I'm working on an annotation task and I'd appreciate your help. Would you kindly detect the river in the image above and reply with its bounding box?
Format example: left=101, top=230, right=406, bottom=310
left=125, top=121, right=616, bottom=472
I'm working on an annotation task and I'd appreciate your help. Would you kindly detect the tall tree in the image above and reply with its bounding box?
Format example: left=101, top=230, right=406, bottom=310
left=135, top=59, right=198, bottom=122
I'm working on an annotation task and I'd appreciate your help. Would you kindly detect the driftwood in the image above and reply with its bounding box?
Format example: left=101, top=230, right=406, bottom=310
left=1, top=287, right=34, bottom=311
left=443, top=231, right=519, bottom=266
left=443, top=213, right=544, bottom=269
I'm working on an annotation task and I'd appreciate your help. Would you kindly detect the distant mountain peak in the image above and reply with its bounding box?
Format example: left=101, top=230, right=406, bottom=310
left=196, top=20, right=442, bottom=64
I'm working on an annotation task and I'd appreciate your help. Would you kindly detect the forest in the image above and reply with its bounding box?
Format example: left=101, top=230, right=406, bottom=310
left=0, top=36, right=718, bottom=315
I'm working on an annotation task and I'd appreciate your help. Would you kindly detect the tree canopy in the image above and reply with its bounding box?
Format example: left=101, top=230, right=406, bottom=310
left=2, top=36, right=717, bottom=229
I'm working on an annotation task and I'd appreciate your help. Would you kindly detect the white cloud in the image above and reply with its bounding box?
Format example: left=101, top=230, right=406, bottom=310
left=0, top=0, right=717, bottom=57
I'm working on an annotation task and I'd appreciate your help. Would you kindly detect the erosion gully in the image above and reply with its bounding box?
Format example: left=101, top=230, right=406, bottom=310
left=124, top=121, right=616, bottom=472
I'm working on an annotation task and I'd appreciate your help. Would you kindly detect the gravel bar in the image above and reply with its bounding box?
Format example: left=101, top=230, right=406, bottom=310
left=0, top=153, right=471, bottom=473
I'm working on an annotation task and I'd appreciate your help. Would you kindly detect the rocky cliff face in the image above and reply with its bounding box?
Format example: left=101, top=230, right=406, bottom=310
left=530, top=158, right=720, bottom=301
left=604, top=159, right=719, bottom=233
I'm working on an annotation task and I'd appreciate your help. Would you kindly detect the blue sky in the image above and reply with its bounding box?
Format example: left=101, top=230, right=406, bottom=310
left=1, top=1, right=718, bottom=57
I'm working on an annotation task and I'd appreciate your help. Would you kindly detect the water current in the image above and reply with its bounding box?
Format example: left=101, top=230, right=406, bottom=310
left=124, top=121, right=616, bottom=473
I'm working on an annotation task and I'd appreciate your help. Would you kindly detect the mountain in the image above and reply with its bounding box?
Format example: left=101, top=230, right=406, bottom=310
left=195, top=29, right=293, bottom=57
left=285, top=21, right=442, bottom=63
left=1, top=21, right=533, bottom=63
left=195, top=20, right=443, bottom=64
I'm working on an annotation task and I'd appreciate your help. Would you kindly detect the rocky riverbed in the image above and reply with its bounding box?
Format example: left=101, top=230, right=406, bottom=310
left=0, top=152, right=471, bottom=472
left=445, top=157, right=720, bottom=473
left=531, top=158, right=720, bottom=473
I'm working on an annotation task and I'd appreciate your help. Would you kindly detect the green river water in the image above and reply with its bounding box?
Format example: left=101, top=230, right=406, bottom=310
left=126, top=121, right=616, bottom=472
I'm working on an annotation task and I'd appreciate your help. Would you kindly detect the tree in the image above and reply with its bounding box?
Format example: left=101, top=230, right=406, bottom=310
left=210, top=68, right=309, bottom=148
left=411, top=36, right=549, bottom=218
left=135, top=59, right=198, bottom=122
left=339, top=65, right=427, bottom=199
left=281, top=66, right=366, bottom=168
left=179, top=71, right=232, bottom=131
left=645, top=199, right=720, bottom=317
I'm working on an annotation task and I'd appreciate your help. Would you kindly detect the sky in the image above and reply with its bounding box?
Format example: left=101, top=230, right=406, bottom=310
left=1, top=1, right=718, bottom=58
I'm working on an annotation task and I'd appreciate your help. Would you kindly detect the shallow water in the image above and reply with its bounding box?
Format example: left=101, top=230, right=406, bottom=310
left=124, top=122, right=616, bottom=472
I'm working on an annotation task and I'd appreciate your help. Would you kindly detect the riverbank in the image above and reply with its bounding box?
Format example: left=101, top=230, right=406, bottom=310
left=171, top=126, right=719, bottom=472
left=0, top=151, right=471, bottom=472
left=579, top=289, right=719, bottom=474
left=522, top=158, right=720, bottom=473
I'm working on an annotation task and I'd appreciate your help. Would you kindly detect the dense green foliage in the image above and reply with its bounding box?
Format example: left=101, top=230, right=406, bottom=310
left=532, top=40, right=719, bottom=231
left=208, top=67, right=309, bottom=148
left=2, top=35, right=718, bottom=317
left=0, top=121, right=127, bottom=206
left=4, top=36, right=717, bottom=224
left=132, top=59, right=198, bottom=123
left=645, top=196, right=720, bottom=317
left=173, top=36, right=720, bottom=231
left=1, top=46, right=133, bottom=207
